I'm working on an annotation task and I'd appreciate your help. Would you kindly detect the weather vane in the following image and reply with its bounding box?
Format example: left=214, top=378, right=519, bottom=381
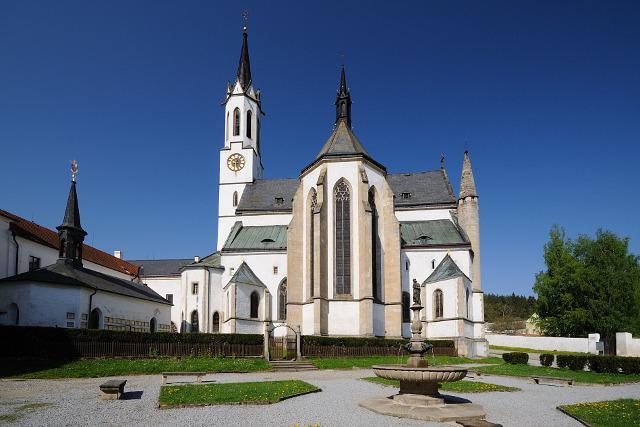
left=440, top=153, right=445, bottom=170
left=70, top=160, right=79, bottom=182
left=242, top=10, right=249, bottom=32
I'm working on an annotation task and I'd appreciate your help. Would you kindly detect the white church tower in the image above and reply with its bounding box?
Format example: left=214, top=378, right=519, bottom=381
left=217, top=27, right=264, bottom=250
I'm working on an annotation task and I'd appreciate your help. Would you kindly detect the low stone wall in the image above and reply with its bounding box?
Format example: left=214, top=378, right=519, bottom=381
left=616, top=332, right=640, bottom=357
left=486, top=333, right=600, bottom=354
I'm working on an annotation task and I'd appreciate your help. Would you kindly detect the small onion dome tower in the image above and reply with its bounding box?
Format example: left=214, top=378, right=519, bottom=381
left=457, top=151, right=481, bottom=290
left=56, top=162, right=87, bottom=268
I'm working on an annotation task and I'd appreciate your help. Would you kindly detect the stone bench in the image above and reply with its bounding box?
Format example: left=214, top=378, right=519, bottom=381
left=100, top=379, right=127, bottom=400
left=161, top=372, right=208, bottom=385
left=528, top=375, right=573, bottom=386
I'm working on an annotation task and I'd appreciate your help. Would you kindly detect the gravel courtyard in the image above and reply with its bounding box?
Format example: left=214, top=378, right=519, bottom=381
left=1, top=369, right=639, bottom=426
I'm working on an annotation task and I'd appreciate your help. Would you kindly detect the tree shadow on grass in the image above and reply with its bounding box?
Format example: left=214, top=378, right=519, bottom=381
left=0, top=358, right=76, bottom=378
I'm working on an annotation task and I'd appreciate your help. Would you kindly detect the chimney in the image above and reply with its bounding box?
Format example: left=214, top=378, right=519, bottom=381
left=194, top=256, right=200, bottom=263
left=114, top=250, right=122, bottom=259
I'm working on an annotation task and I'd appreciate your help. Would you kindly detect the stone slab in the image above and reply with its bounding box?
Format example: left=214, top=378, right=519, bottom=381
left=359, top=396, right=486, bottom=423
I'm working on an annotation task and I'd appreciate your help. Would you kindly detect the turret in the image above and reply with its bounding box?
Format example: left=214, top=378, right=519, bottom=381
left=335, top=65, right=352, bottom=128
left=56, top=162, right=87, bottom=268
left=457, top=151, right=481, bottom=290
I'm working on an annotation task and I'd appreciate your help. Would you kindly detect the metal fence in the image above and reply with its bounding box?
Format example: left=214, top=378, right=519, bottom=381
left=301, top=344, right=457, bottom=358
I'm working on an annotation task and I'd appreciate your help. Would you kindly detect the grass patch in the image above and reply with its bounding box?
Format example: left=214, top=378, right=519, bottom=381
left=361, top=376, right=518, bottom=392
left=158, top=380, right=319, bottom=407
left=1, top=357, right=270, bottom=379
left=0, top=402, right=52, bottom=424
left=308, top=355, right=495, bottom=370
left=490, top=345, right=590, bottom=356
left=0, top=413, right=20, bottom=423
left=559, top=399, right=640, bottom=427
left=476, top=362, right=640, bottom=384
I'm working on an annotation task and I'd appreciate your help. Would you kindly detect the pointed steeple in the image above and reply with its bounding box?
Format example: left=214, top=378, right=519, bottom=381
left=459, top=150, right=478, bottom=199
left=335, top=65, right=352, bottom=128
left=236, top=27, right=252, bottom=91
left=57, top=177, right=87, bottom=267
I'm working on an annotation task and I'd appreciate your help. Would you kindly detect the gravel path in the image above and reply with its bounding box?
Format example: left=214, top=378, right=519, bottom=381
left=1, top=369, right=639, bottom=427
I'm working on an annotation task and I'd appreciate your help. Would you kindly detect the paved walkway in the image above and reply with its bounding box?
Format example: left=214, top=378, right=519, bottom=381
left=1, top=369, right=639, bottom=426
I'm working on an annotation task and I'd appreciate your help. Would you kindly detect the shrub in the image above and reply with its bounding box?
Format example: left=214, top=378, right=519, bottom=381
left=588, top=355, right=640, bottom=375
left=301, top=335, right=455, bottom=348
left=556, top=355, right=588, bottom=371
left=502, top=352, right=529, bottom=364
left=539, top=353, right=554, bottom=367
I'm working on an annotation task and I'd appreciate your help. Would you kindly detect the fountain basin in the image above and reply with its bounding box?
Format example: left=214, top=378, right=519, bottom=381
left=372, top=365, right=467, bottom=384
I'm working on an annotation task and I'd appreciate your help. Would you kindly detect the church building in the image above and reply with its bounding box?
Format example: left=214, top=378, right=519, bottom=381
left=138, top=28, right=488, bottom=357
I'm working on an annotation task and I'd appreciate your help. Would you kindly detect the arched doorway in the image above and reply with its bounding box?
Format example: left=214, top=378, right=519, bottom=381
left=149, top=317, right=157, bottom=333
left=191, top=310, right=199, bottom=333
left=212, top=312, right=220, bottom=333
left=89, top=308, right=102, bottom=329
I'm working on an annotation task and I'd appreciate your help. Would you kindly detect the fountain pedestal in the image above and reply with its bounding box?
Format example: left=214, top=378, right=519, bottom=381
left=359, top=296, right=487, bottom=423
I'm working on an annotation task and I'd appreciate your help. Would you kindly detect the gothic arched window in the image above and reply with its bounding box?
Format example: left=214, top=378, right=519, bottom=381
left=250, top=291, right=259, bottom=319
left=191, top=310, right=199, bottom=333
left=246, top=110, right=252, bottom=138
left=278, top=279, right=287, bottom=321
left=466, top=288, right=471, bottom=319
left=402, top=291, right=410, bottom=322
left=233, top=108, right=240, bottom=136
left=308, top=189, right=317, bottom=299
left=335, top=179, right=351, bottom=295
left=433, top=289, right=444, bottom=319
left=212, top=312, right=220, bottom=333
left=369, top=188, right=382, bottom=301
left=233, top=191, right=238, bottom=207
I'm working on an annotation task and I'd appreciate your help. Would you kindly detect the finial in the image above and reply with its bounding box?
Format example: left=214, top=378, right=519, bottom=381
left=440, top=153, right=445, bottom=170
left=242, top=10, right=249, bottom=33
left=70, top=160, right=79, bottom=182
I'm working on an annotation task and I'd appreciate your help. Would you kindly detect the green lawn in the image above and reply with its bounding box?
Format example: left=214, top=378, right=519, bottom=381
left=362, top=376, right=518, bottom=392
left=490, top=345, right=590, bottom=356
left=1, top=357, right=270, bottom=379
left=158, top=380, right=319, bottom=407
left=308, top=355, right=500, bottom=370
left=559, top=399, right=640, bottom=427
left=476, top=363, right=640, bottom=384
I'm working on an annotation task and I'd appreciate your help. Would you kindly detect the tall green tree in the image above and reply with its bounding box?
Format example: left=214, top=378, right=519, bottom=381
left=534, top=226, right=640, bottom=338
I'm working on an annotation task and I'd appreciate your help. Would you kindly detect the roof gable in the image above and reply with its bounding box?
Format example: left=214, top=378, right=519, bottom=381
left=316, top=120, right=370, bottom=158
left=225, top=262, right=265, bottom=288
left=423, top=254, right=470, bottom=285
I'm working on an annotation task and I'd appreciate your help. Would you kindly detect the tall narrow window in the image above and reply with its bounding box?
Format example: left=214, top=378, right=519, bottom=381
left=233, top=108, right=240, bottom=136
left=278, top=279, right=287, bottom=321
left=246, top=110, right=252, bottom=138
left=432, top=259, right=436, bottom=269
left=232, top=191, right=238, bottom=207
left=466, top=288, right=471, bottom=319
left=369, top=188, right=382, bottom=301
left=434, top=289, right=444, bottom=319
left=250, top=291, right=259, bottom=319
left=191, top=310, right=199, bottom=333
left=402, top=291, right=410, bottom=322
left=335, top=179, right=351, bottom=295
left=212, top=312, right=220, bottom=333
left=309, top=189, right=317, bottom=299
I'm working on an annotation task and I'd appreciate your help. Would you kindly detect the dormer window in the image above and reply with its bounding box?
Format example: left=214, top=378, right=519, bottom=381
left=275, top=197, right=284, bottom=205
left=401, top=192, right=412, bottom=199
left=261, top=238, right=275, bottom=243
left=418, top=235, right=430, bottom=240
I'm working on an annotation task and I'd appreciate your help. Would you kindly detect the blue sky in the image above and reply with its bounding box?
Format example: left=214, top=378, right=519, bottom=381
left=1, top=1, right=639, bottom=296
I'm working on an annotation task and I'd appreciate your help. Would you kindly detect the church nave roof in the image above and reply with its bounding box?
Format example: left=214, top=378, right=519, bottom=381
left=400, top=219, right=470, bottom=248
left=235, top=178, right=298, bottom=213
left=222, top=221, right=288, bottom=252
left=387, top=170, right=456, bottom=208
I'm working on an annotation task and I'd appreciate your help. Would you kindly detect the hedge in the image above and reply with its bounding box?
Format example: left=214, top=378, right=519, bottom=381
left=502, top=352, right=529, bottom=365
left=301, top=335, right=455, bottom=348
left=540, top=353, right=554, bottom=367
left=0, top=325, right=263, bottom=345
left=546, top=354, right=640, bottom=375
left=556, top=354, right=589, bottom=371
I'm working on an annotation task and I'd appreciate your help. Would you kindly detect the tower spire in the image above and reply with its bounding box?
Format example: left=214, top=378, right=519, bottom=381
left=459, top=150, right=478, bottom=199
left=57, top=161, right=87, bottom=267
left=335, top=65, right=352, bottom=128
left=236, top=27, right=252, bottom=91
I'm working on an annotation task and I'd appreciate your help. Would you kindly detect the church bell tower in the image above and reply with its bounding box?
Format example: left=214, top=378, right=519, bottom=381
left=217, top=27, right=265, bottom=250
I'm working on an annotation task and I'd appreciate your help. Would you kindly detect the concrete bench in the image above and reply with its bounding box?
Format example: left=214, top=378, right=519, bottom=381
left=529, top=375, right=573, bottom=386
left=100, top=379, right=127, bottom=400
left=161, top=372, right=208, bottom=385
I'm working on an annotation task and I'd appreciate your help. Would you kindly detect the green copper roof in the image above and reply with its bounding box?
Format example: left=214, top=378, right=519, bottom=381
left=400, top=219, right=468, bottom=247
left=222, top=222, right=288, bottom=251
left=183, top=252, right=223, bottom=270
left=423, top=254, right=470, bottom=285
left=225, top=262, right=265, bottom=288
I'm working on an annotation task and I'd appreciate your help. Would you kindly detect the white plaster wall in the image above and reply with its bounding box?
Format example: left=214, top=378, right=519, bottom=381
left=89, top=289, right=171, bottom=328
left=301, top=303, right=314, bottom=335
left=394, top=208, right=454, bottom=222
left=486, top=333, right=593, bottom=353
left=616, top=332, right=640, bottom=357
left=0, top=219, right=12, bottom=278
left=327, top=300, right=359, bottom=335
left=143, top=276, right=182, bottom=329
left=423, top=277, right=459, bottom=321
left=403, top=248, right=471, bottom=286
left=425, top=319, right=459, bottom=337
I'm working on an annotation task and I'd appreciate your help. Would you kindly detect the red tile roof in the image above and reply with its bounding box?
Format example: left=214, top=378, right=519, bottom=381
left=0, top=209, right=140, bottom=278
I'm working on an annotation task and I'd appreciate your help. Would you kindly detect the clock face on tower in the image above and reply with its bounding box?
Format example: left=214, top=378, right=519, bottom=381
left=227, top=153, right=245, bottom=172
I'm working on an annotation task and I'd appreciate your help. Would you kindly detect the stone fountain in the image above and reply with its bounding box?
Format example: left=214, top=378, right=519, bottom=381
left=359, top=280, right=486, bottom=423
